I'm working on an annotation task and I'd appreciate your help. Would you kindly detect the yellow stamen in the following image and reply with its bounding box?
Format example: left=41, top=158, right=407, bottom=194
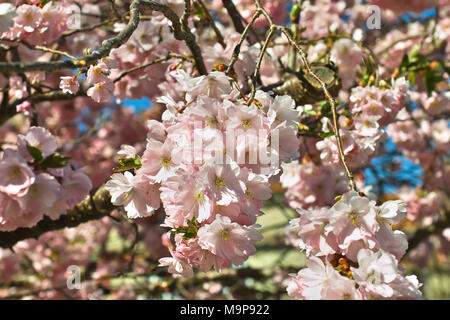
left=162, top=158, right=171, bottom=167
left=215, top=177, right=224, bottom=186
left=221, top=229, right=229, bottom=241
left=9, top=167, right=21, bottom=178
left=195, top=192, right=204, bottom=201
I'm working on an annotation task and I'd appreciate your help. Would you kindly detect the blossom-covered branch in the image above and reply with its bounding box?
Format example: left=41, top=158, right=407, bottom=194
left=0, top=0, right=448, bottom=301
left=0, top=0, right=142, bottom=73
left=0, top=185, right=113, bottom=249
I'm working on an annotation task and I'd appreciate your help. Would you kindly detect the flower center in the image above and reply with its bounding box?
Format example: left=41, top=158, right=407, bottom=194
left=242, top=120, right=251, bottom=128
left=221, top=229, right=229, bottom=241
left=9, top=166, right=22, bottom=179
left=215, top=177, right=224, bottom=186
left=162, top=158, right=171, bottom=167
left=350, top=212, right=357, bottom=225
left=195, top=192, right=204, bottom=202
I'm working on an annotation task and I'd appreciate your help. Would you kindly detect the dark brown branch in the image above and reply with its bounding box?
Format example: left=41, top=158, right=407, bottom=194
left=0, top=0, right=142, bottom=74
left=0, top=185, right=115, bottom=249
left=0, top=0, right=208, bottom=124
left=196, top=0, right=226, bottom=48
left=140, top=0, right=207, bottom=75
left=222, top=0, right=245, bottom=33
left=0, top=90, right=86, bottom=125
left=0, top=0, right=207, bottom=75
left=31, top=90, right=86, bottom=103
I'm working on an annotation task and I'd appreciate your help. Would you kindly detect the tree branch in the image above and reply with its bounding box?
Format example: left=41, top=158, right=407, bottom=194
left=0, top=0, right=207, bottom=76
left=221, top=0, right=245, bottom=33
left=140, top=0, right=207, bottom=75
left=196, top=0, right=226, bottom=48
left=0, top=0, right=142, bottom=73
left=0, top=185, right=115, bottom=249
left=0, top=90, right=86, bottom=125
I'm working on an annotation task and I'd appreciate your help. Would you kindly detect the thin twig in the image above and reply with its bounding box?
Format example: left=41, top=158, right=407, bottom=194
left=247, top=26, right=274, bottom=105
left=0, top=0, right=142, bottom=73
left=221, top=0, right=245, bottom=33
left=226, top=8, right=262, bottom=75
left=0, top=38, right=78, bottom=60
left=196, top=0, right=226, bottom=48
left=280, top=27, right=356, bottom=191
left=140, top=0, right=208, bottom=75
left=113, top=53, right=192, bottom=82
left=249, top=0, right=356, bottom=191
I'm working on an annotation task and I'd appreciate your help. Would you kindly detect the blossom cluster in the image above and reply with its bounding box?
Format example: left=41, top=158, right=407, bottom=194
left=369, top=0, right=439, bottom=14
left=0, top=126, right=92, bottom=231
left=280, top=160, right=349, bottom=210
left=387, top=103, right=449, bottom=192
left=213, top=0, right=288, bottom=28
left=286, top=190, right=422, bottom=300
left=280, top=77, right=409, bottom=211
left=109, top=10, right=188, bottom=102
left=317, top=77, right=409, bottom=170
left=0, top=1, right=73, bottom=45
left=105, top=69, right=300, bottom=276
left=0, top=0, right=447, bottom=300
left=398, top=187, right=444, bottom=223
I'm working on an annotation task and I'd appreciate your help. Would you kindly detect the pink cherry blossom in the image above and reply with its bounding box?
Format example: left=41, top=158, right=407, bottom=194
left=197, top=215, right=262, bottom=266
left=14, top=4, right=42, bottom=33
left=0, top=248, right=21, bottom=283
left=105, top=171, right=160, bottom=219
left=0, top=150, right=35, bottom=198
left=87, top=80, right=114, bottom=104
left=18, top=126, right=58, bottom=158
left=287, top=256, right=347, bottom=300
left=370, top=0, right=438, bottom=14
left=59, top=166, right=92, bottom=207
left=18, top=173, right=60, bottom=217
left=59, top=76, right=80, bottom=94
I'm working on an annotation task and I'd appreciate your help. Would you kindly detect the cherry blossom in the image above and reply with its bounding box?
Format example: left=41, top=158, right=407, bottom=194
left=0, top=0, right=447, bottom=301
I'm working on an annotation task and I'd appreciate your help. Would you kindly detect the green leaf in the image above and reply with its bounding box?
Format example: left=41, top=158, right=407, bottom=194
left=290, top=4, right=302, bottom=22
left=297, top=123, right=310, bottom=132
left=284, top=28, right=295, bottom=39
left=424, top=70, right=444, bottom=94
left=408, top=44, right=421, bottom=61
left=327, top=122, right=335, bottom=134
left=114, top=156, right=142, bottom=173
left=170, top=228, right=188, bottom=235
left=304, top=109, right=317, bottom=115
left=26, top=145, right=43, bottom=163
left=320, top=131, right=334, bottom=138
left=170, top=215, right=198, bottom=241
left=407, top=71, right=416, bottom=87
left=399, top=53, right=409, bottom=72
left=319, top=100, right=331, bottom=116
left=41, top=153, right=70, bottom=169
left=40, top=0, right=53, bottom=6
left=361, top=56, right=377, bottom=85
